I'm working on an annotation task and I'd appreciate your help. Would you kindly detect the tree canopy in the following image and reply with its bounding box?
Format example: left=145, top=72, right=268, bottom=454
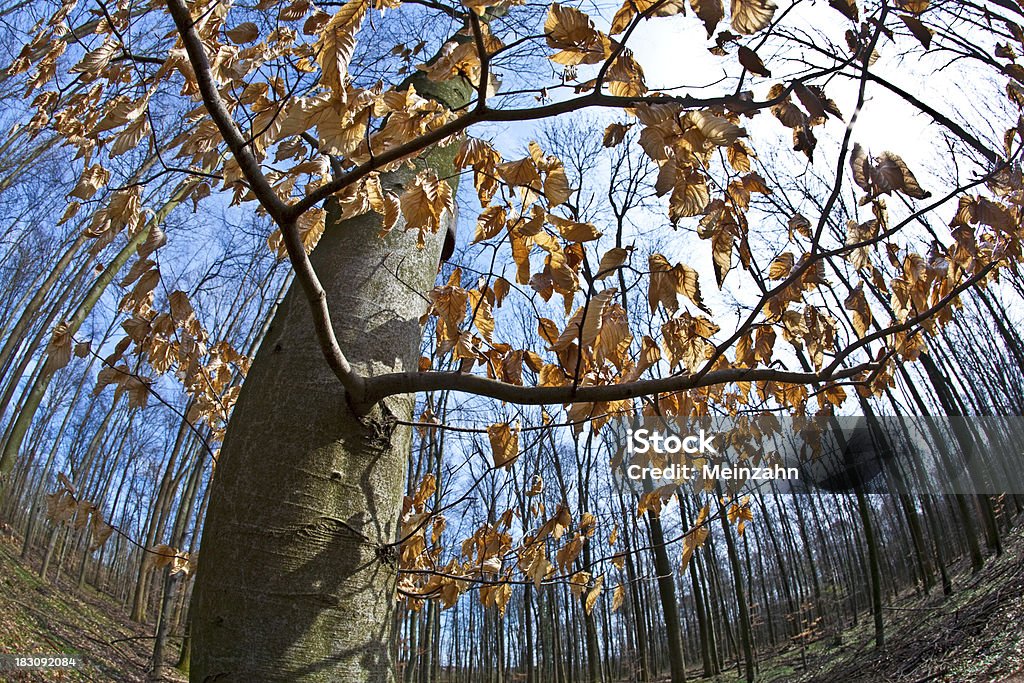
left=3, top=0, right=1024, bottom=679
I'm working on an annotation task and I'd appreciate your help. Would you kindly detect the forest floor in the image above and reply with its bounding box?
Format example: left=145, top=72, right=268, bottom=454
left=0, top=524, right=1022, bottom=682
left=0, top=530, right=186, bottom=682
left=749, top=524, right=1024, bottom=683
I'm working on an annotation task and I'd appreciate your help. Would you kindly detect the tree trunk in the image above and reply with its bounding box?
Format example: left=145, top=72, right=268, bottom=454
left=0, top=180, right=190, bottom=484
left=189, top=124, right=466, bottom=679
left=717, top=495, right=754, bottom=683
left=645, top=510, right=686, bottom=682
left=853, top=487, right=884, bottom=648
left=678, top=493, right=713, bottom=677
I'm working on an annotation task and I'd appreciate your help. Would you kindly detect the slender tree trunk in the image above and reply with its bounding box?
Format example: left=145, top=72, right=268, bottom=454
left=645, top=509, right=686, bottom=682
left=853, top=487, right=884, bottom=648
left=717, top=495, right=754, bottom=683
left=0, top=181, right=191, bottom=484
left=0, top=231, right=88, bottom=379
left=679, top=493, right=713, bottom=676
left=132, top=416, right=188, bottom=622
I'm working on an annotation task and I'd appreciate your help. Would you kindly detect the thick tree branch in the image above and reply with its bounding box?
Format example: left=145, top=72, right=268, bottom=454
left=862, top=72, right=1000, bottom=165
left=361, top=226, right=1004, bottom=408
left=289, top=81, right=822, bottom=219
left=468, top=12, right=490, bottom=110
left=166, top=0, right=366, bottom=400
left=164, top=0, right=289, bottom=222
left=361, top=363, right=873, bottom=407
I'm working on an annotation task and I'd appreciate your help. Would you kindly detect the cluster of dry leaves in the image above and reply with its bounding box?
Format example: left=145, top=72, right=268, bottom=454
left=44, top=473, right=114, bottom=552
left=397, top=470, right=618, bottom=616
left=46, top=469, right=195, bottom=572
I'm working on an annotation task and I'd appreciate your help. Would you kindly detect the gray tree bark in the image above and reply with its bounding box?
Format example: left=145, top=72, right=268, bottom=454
left=188, top=74, right=468, bottom=677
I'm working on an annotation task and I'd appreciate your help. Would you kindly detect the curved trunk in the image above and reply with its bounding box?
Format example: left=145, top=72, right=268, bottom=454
left=188, top=28, right=474, bottom=676
left=190, top=145, right=463, bottom=680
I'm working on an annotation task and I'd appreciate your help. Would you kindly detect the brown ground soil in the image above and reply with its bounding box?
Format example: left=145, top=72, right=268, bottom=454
left=760, top=523, right=1024, bottom=683
left=1, top=522, right=1022, bottom=682
left=0, top=531, right=186, bottom=682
